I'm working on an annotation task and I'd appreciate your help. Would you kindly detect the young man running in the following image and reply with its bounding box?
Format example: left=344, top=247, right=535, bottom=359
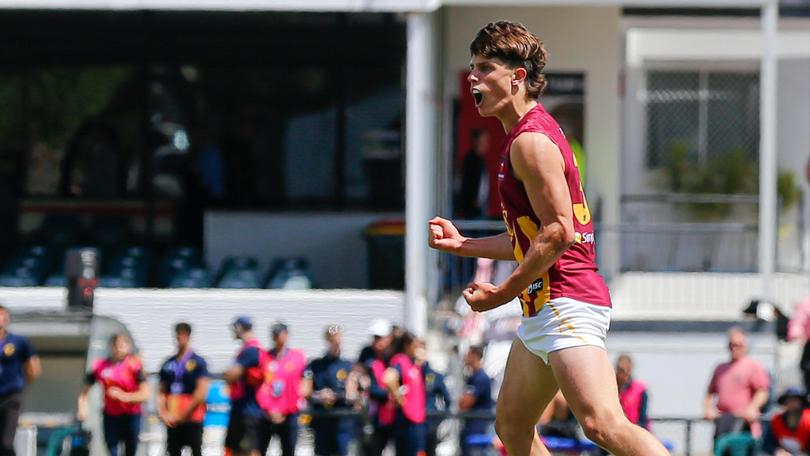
left=428, top=21, right=670, bottom=456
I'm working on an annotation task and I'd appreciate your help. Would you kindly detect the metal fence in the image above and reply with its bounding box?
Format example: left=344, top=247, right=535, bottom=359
left=439, top=191, right=809, bottom=296
left=121, top=412, right=721, bottom=456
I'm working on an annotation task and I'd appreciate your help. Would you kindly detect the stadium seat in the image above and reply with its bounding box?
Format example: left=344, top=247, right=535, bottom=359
left=714, top=432, right=758, bottom=456
left=159, top=247, right=203, bottom=286
left=169, top=268, right=213, bottom=288
left=99, top=276, right=137, bottom=288
left=0, top=245, right=53, bottom=286
left=266, top=257, right=313, bottom=289
left=218, top=268, right=262, bottom=289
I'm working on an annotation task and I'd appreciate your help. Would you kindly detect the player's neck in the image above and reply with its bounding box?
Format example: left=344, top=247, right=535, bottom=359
left=497, top=98, right=537, bottom=133
left=177, top=346, right=190, bottom=358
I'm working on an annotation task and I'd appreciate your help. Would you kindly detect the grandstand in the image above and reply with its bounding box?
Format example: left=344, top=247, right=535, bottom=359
left=0, top=0, right=809, bottom=454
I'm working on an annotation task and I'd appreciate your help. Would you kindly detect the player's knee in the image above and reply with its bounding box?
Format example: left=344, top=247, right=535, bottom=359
left=579, top=411, right=625, bottom=447
left=494, top=413, right=531, bottom=445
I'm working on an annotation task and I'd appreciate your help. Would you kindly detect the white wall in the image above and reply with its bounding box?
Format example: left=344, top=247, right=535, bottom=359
left=205, top=211, right=402, bottom=289
left=0, top=288, right=405, bottom=372
left=442, top=6, right=623, bottom=275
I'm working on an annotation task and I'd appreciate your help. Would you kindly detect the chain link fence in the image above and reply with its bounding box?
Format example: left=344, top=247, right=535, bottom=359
left=645, top=70, right=760, bottom=169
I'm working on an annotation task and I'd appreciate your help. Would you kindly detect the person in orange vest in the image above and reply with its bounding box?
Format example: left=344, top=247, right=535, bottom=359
left=157, top=322, right=210, bottom=456
left=383, top=332, right=427, bottom=456
left=77, top=333, right=150, bottom=456
left=616, top=354, right=650, bottom=430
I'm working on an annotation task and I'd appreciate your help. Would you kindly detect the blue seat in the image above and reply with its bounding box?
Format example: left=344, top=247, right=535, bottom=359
left=266, top=257, right=313, bottom=289
left=169, top=268, right=213, bottom=288
left=160, top=247, right=203, bottom=286
left=99, top=276, right=137, bottom=288
left=714, top=432, right=758, bottom=456
left=0, top=276, right=38, bottom=287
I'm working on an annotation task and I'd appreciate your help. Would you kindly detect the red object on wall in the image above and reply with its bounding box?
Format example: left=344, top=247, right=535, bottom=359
left=456, top=71, right=506, bottom=218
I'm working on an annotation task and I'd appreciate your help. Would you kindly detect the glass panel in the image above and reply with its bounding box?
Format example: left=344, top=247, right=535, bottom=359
left=646, top=71, right=700, bottom=167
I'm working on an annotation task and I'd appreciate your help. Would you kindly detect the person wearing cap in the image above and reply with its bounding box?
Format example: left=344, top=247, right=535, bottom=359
left=222, top=316, right=266, bottom=456
left=158, top=323, right=210, bottom=456
left=767, top=387, right=810, bottom=456
left=303, top=324, right=359, bottom=456
left=358, top=319, right=393, bottom=366
left=363, top=320, right=398, bottom=456
left=255, top=322, right=308, bottom=456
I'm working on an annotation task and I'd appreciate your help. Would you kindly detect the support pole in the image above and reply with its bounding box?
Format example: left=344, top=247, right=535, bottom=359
left=405, top=12, right=437, bottom=337
left=758, top=0, right=778, bottom=300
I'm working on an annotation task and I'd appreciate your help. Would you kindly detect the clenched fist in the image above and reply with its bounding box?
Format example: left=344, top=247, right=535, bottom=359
left=428, top=217, right=466, bottom=253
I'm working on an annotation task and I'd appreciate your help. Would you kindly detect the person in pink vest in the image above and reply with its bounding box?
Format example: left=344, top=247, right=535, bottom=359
left=365, top=324, right=396, bottom=456
left=77, top=333, right=150, bottom=456
left=616, top=354, right=650, bottom=430
left=383, top=331, right=427, bottom=456
left=704, top=327, right=771, bottom=440
left=255, top=322, right=307, bottom=456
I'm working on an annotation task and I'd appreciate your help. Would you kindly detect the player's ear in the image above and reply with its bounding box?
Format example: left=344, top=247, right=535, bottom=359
left=512, top=67, right=528, bottom=86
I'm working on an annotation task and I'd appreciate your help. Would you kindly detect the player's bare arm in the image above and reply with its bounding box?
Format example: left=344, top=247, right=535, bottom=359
left=428, top=217, right=514, bottom=260
left=464, top=133, right=574, bottom=312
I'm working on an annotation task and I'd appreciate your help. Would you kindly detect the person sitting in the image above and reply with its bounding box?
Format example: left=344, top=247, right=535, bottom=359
left=766, top=387, right=810, bottom=456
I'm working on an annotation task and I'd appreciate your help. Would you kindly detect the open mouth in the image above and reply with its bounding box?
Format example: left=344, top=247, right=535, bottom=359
left=472, top=89, right=483, bottom=106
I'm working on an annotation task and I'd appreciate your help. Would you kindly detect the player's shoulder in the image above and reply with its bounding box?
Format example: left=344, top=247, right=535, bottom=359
left=511, top=132, right=559, bottom=157
left=191, top=352, right=208, bottom=365
left=127, top=355, right=144, bottom=370
left=7, top=332, right=30, bottom=345
left=159, top=356, right=174, bottom=370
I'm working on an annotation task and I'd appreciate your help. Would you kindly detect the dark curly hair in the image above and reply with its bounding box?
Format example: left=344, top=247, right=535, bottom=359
left=470, top=21, right=549, bottom=98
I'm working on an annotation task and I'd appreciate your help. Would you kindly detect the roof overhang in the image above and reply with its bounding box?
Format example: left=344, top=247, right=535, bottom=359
left=0, top=0, right=770, bottom=12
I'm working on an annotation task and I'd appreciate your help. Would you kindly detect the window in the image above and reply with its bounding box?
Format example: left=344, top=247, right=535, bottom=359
left=645, top=70, right=759, bottom=168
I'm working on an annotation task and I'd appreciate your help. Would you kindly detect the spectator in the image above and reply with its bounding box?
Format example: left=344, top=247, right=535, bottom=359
left=704, top=327, right=771, bottom=440
left=157, top=322, right=210, bottom=456
left=0, top=305, right=40, bottom=455
left=766, top=387, right=810, bottom=456
left=455, top=128, right=491, bottom=219
left=77, top=333, right=149, bottom=456
left=416, top=340, right=452, bottom=456
left=303, top=324, right=359, bottom=456
left=616, top=353, right=650, bottom=429
left=222, top=316, right=266, bottom=456
left=363, top=320, right=396, bottom=456
left=384, top=332, right=428, bottom=456
left=256, top=322, right=307, bottom=456
left=538, top=391, right=579, bottom=441
left=788, top=296, right=810, bottom=392
left=458, top=345, right=494, bottom=456
left=358, top=319, right=393, bottom=366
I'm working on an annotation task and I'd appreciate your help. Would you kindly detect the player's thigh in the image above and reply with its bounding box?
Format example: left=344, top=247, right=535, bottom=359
left=548, top=345, right=624, bottom=422
left=496, top=338, right=559, bottom=426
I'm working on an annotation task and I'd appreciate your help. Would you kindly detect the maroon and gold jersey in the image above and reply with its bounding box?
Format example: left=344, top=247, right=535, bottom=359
left=497, top=104, right=611, bottom=317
